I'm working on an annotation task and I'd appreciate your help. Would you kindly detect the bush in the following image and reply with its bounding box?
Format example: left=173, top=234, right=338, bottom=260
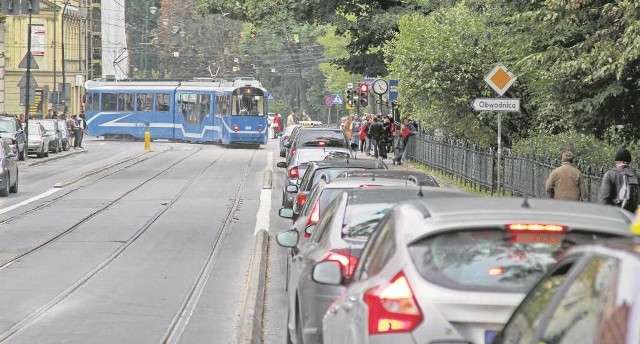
left=510, top=131, right=615, bottom=168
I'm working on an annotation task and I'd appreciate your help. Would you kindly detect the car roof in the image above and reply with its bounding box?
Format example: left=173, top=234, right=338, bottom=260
left=394, top=197, right=635, bottom=243
left=335, top=169, right=438, bottom=187
left=293, top=147, right=351, bottom=165
left=308, top=158, right=386, bottom=169
left=564, top=240, right=640, bottom=259
left=318, top=177, right=434, bottom=189
left=345, top=186, right=468, bottom=205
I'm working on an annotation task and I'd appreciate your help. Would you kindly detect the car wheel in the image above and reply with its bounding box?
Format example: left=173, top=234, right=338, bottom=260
left=36, top=147, right=43, bottom=158
left=9, top=171, right=17, bottom=193
left=44, top=147, right=49, bottom=157
left=0, top=174, right=9, bottom=197
left=57, top=140, right=62, bottom=152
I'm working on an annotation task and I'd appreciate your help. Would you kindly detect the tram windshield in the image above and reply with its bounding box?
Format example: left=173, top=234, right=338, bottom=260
left=233, top=91, right=265, bottom=116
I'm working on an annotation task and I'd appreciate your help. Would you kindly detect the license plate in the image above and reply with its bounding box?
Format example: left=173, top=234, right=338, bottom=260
left=485, top=330, right=497, bottom=344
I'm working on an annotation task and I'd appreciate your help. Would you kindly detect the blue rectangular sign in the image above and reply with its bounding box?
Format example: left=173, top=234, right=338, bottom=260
left=388, top=79, right=399, bottom=101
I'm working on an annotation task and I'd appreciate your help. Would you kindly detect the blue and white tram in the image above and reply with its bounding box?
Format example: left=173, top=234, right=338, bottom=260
left=84, top=78, right=269, bottom=145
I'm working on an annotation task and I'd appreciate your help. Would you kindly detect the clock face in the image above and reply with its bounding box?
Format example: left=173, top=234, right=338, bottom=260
left=372, top=79, right=388, bottom=95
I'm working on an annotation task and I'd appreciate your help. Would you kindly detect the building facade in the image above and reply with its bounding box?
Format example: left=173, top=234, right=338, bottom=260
left=2, top=0, right=93, bottom=118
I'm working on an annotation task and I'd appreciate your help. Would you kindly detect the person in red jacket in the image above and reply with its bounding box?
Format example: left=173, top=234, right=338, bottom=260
left=393, top=124, right=411, bottom=165
left=272, top=113, right=282, bottom=138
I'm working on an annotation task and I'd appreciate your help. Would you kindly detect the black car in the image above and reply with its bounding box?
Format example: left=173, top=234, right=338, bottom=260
left=0, top=116, right=26, bottom=161
left=334, top=169, right=440, bottom=186
left=493, top=240, right=640, bottom=344
left=292, top=158, right=388, bottom=217
left=0, top=140, right=19, bottom=196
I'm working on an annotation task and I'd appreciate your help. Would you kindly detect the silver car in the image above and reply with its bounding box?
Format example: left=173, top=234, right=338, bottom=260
left=317, top=197, right=635, bottom=344
left=277, top=186, right=468, bottom=344
left=27, top=123, right=50, bottom=158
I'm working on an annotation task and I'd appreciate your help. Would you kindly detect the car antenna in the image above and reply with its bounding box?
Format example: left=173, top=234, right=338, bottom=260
left=371, top=169, right=376, bottom=181
left=521, top=196, right=531, bottom=208
left=418, top=185, right=424, bottom=197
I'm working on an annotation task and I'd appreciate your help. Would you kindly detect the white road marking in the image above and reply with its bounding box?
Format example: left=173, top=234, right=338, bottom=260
left=0, top=188, right=60, bottom=215
left=255, top=152, right=273, bottom=233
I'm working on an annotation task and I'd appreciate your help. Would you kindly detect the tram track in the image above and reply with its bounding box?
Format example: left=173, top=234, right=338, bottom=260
left=0, top=146, right=222, bottom=342
left=160, top=150, right=257, bottom=344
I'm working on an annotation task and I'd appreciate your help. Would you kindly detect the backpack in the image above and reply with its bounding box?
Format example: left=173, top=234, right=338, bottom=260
left=615, top=170, right=639, bottom=212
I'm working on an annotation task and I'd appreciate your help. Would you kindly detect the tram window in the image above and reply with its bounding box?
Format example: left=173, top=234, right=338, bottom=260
left=102, top=93, right=117, bottom=111
left=215, top=94, right=229, bottom=115
left=201, top=94, right=211, bottom=117
left=90, top=93, right=99, bottom=111
left=157, top=93, right=170, bottom=112
left=137, top=93, right=153, bottom=112
left=117, top=93, right=134, bottom=111
left=86, top=93, right=93, bottom=111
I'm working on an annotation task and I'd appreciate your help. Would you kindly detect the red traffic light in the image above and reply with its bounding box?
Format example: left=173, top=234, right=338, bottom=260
left=359, top=83, right=368, bottom=93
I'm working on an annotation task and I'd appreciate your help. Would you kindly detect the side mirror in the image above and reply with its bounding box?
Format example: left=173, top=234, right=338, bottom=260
left=350, top=142, right=359, bottom=150
left=283, top=141, right=291, bottom=148
left=276, top=229, right=299, bottom=248
left=286, top=185, right=298, bottom=193
left=279, top=208, right=294, bottom=219
left=305, top=224, right=316, bottom=236
left=276, top=162, right=287, bottom=168
left=312, top=261, right=343, bottom=285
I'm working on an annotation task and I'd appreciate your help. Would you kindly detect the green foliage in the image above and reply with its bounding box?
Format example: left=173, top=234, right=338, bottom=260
left=511, top=131, right=615, bottom=168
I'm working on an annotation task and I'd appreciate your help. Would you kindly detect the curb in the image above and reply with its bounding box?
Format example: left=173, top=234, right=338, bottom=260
left=262, top=169, right=273, bottom=189
left=237, top=229, right=269, bottom=344
left=25, top=149, right=87, bottom=167
left=53, top=151, right=150, bottom=188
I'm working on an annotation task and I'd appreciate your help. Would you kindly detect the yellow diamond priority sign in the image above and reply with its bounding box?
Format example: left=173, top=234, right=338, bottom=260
left=484, top=64, right=516, bottom=96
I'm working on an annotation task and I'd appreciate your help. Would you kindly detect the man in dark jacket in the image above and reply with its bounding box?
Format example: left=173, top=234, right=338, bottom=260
left=545, top=150, right=587, bottom=201
left=598, top=148, right=640, bottom=212
left=368, top=116, right=384, bottom=159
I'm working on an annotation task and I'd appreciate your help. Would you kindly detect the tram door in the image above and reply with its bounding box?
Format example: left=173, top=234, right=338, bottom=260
left=175, top=93, right=215, bottom=142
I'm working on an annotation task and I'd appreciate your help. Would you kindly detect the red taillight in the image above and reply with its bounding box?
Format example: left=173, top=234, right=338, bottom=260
left=297, top=193, right=308, bottom=208
left=289, top=166, right=299, bottom=179
left=359, top=184, right=383, bottom=189
left=258, top=125, right=263, bottom=133
left=322, top=250, right=359, bottom=279
left=304, top=199, right=320, bottom=238
left=318, top=141, right=326, bottom=146
left=364, top=271, right=423, bottom=335
left=233, top=124, right=239, bottom=133
left=507, top=224, right=566, bottom=232
left=489, top=266, right=505, bottom=276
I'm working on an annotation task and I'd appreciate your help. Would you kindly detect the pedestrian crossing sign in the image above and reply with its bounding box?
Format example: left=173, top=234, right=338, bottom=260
left=332, top=94, right=343, bottom=105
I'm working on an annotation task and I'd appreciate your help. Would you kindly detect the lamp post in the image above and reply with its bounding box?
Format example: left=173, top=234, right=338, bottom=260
left=143, top=5, right=158, bottom=79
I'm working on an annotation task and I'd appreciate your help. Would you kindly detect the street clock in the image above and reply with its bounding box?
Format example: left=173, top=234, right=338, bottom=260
left=372, top=79, right=388, bottom=95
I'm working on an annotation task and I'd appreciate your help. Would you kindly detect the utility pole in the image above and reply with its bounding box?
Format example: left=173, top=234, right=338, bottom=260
left=61, top=0, right=69, bottom=117
left=53, top=0, right=57, bottom=111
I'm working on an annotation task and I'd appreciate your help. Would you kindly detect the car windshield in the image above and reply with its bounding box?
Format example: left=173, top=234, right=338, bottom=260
left=299, top=130, right=346, bottom=148
left=28, top=125, right=41, bottom=135
left=409, top=229, right=620, bottom=293
left=343, top=204, right=391, bottom=238
left=0, top=121, right=14, bottom=133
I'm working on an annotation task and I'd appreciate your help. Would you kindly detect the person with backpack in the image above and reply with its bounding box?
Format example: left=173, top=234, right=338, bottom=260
left=597, top=148, right=640, bottom=212
left=545, top=150, right=587, bottom=201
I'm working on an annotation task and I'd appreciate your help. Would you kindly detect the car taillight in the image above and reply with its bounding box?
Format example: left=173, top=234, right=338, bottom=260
left=364, top=271, right=423, bottom=335
left=506, top=224, right=566, bottom=232
left=359, top=184, right=382, bottom=189
left=233, top=124, right=239, bottom=133
left=304, top=199, right=320, bottom=238
left=257, top=125, right=263, bottom=133
left=290, top=147, right=296, bottom=157
left=297, top=192, right=308, bottom=208
left=489, top=266, right=505, bottom=276
left=322, top=250, right=358, bottom=279
left=289, top=166, right=299, bottom=179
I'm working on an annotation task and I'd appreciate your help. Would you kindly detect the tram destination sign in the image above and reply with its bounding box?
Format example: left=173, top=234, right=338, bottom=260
left=472, top=98, right=520, bottom=112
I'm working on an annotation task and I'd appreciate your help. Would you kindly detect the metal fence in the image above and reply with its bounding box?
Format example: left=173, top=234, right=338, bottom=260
left=407, top=134, right=607, bottom=201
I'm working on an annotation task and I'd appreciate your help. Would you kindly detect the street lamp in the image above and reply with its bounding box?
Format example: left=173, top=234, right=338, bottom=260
left=143, top=5, right=158, bottom=78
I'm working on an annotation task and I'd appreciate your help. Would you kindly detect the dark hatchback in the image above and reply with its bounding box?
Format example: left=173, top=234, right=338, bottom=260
left=284, top=127, right=355, bottom=166
left=334, top=169, right=440, bottom=187
left=292, top=158, right=388, bottom=217
left=0, top=116, right=26, bottom=161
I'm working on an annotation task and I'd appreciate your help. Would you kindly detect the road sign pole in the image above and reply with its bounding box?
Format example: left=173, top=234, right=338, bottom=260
left=327, top=105, right=330, bottom=128
left=24, top=4, right=33, bottom=158
left=497, top=112, right=501, bottom=195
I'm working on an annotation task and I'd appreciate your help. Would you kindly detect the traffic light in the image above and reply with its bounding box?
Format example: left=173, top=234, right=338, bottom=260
left=358, top=82, right=368, bottom=107
left=346, top=89, right=354, bottom=109
left=250, top=27, right=257, bottom=39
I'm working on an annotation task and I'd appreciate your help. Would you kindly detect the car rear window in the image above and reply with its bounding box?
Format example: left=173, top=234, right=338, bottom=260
left=310, top=168, right=366, bottom=189
left=299, top=130, right=346, bottom=148
left=342, top=204, right=391, bottom=238
left=319, top=188, right=350, bottom=214
left=409, top=229, right=619, bottom=293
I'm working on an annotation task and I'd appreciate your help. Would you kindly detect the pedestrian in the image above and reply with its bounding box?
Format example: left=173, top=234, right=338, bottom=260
left=401, top=119, right=416, bottom=163
left=302, top=109, right=311, bottom=121
left=597, top=148, right=640, bottom=212
left=358, top=116, right=367, bottom=152
left=72, top=115, right=82, bottom=148
left=368, top=116, right=384, bottom=159
left=286, top=110, right=297, bottom=127
left=344, top=115, right=353, bottom=142
left=351, top=116, right=360, bottom=146
left=393, top=124, right=411, bottom=165
left=545, top=150, right=587, bottom=201
left=272, top=113, right=282, bottom=138
left=76, top=113, right=87, bottom=148
left=66, top=115, right=76, bottom=148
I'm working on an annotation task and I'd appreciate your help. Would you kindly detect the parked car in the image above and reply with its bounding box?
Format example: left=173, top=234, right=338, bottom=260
left=277, top=186, right=468, bottom=344
left=292, top=159, right=388, bottom=217
left=32, top=119, right=62, bottom=153
left=27, top=123, right=50, bottom=158
left=280, top=125, right=299, bottom=157
left=0, top=139, right=19, bottom=196
left=278, top=147, right=355, bottom=208
left=334, top=169, right=440, bottom=187
left=56, top=119, right=71, bottom=151
left=317, top=197, right=636, bottom=344
left=285, top=127, right=356, bottom=166
left=0, top=116, right=26, bottom=161
left=493, top=240, right=640, bottom=344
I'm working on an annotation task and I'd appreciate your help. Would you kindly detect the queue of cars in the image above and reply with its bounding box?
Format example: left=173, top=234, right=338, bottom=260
left=275, top=122, right=640, bottom=344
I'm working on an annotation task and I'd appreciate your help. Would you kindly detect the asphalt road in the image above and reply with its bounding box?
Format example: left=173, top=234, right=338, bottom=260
left=0, top=136, right=271, bottom=343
